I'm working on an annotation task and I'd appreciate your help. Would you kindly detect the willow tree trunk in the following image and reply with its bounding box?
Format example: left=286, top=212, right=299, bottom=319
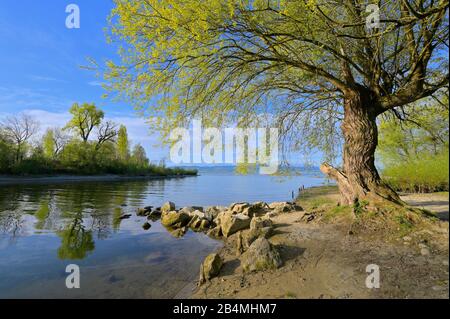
left=321, top=88, right=402, bottom=206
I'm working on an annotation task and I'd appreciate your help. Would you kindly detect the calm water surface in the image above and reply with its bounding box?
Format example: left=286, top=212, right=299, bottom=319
left=0, top=167, right=328, bottom=298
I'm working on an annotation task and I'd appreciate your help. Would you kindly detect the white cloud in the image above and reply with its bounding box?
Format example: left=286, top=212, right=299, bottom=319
left=88, top=81, right=105, bottom=87
left=0, top=86, right=74, bottom=112
left=28, top=75, right=63, bottom=82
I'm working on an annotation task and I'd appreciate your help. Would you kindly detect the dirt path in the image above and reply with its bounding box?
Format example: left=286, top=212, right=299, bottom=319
left=402, top=193, right=449, bottom=221
left=191, top=193, right=449, bottom=299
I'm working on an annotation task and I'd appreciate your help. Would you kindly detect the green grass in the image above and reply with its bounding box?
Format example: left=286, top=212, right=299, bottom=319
left=382, top=152, right=449, bottom=193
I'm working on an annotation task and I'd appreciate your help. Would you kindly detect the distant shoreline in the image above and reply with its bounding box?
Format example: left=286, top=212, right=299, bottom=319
left=0, top=174, right=197, bottom=186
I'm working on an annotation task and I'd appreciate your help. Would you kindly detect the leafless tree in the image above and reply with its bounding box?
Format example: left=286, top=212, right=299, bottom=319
left=0, top=114, right=39, bottom=162
left=95, top=120, right=118, bottom=150
left=53, top=128, right=70, bottom=157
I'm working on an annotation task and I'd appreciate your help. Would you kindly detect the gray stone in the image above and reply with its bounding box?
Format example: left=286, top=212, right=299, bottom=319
left=142, top=222, right=151, bottom=230
left=420, top=247, right=431, bottom=256
left=240, top=237, right=282, bottom=273
left=199, top=253, right=223, bottom=285
left=190, top=210, right=206, bottom=219
left=250, top=216, right=273, bottom=231
left=269, top=201, right=303, bottom=214
left=161, top=211, right=191, bottom=228
left=161, top=201, right=176, bottom=213
left=179, top=206, right=196, bottom=215
left=230, top=202, right=250, bottom=214
left=207, top=225, right=222, bottom=238
left=220, top=212, right=251, bottom=237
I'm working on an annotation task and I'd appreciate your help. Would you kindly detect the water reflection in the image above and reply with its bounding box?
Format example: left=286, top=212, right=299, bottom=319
left=0, top=181, right=151, bottom=259
left=0, top=168, right=327, bottom=298
left=57, top=217, right=95, bottom=260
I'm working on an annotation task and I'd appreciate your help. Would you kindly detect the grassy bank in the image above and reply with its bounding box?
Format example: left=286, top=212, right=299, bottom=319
left=0, top=157, right=197, bottom=177
left=296, top=185, right=448, bottom=244
left=381, top=153, right=449, bottom=193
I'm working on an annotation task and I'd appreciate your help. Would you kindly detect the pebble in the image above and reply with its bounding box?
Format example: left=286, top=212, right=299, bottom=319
left=432, top=285, right=446, bottom=291
left=420, top=247, right=430, bottom=256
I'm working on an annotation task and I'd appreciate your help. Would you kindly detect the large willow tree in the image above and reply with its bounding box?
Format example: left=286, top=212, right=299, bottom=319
left=105, top=0, right=448, bottom=206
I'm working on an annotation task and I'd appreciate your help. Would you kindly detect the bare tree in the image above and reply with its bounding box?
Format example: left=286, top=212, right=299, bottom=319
left=1, top=114, right=39, bottom=162
left=95, top=121, right=118, bottom=150
left=53, top=128, right=70, bottom=157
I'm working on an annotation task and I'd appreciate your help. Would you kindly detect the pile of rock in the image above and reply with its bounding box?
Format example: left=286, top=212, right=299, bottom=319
left=136, top=200, right=302, bottom=284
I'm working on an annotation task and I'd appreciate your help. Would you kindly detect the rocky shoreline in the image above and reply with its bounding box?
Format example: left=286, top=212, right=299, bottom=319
left=135, top=187, right=449, bottom=299
left=136, top=200, right=308, bottom=287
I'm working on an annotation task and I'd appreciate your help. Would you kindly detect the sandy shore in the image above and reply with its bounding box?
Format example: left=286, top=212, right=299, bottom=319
left=187, top=188, right=449, bottom=299
left=0, top=174, right=197, bottom=186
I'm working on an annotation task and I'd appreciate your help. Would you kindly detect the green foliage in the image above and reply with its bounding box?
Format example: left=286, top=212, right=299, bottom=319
left=0, top=136, right=14, bottom=172
left=0, top=104, right=196, bottom=177
left=42, top=129, right=55, bottom=159
left=117, top=125, right=130, bottom=162
left=57, top=218, right=95, bottom=260
left=65, top=102, right=104, bottom=141
left=353, top=200, right=369, bottom=216
left=383, top=152, right=449, bottom=193
left=379, top=95, right=449, bottom=193
left=130, top=144, right=148, bottom=167
left=104, top=0, right=447, bottom=166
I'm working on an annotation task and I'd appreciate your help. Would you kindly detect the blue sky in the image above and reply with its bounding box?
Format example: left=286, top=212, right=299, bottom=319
left=0, top=0, right=168, bottom=160
left=0, top=0, right=320, bottom=166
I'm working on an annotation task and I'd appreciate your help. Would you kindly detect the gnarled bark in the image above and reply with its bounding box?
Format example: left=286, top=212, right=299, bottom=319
left=321, top=87, right=403, bottom=206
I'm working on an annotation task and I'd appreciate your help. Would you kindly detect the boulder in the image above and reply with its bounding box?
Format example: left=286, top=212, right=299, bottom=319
left=200, top=219, right=210, bottom=230
left=142, top=222, right=151, bottom=230
left=207, top=225, right=222, bottom=238
left=199, top=253, right=223, bottom=285
left=188, top=215, right=202, bottom=230
left=189, top=215, right=211, bottom=232
left=179, top=206, right=196, bottom=215
left=220, top=212, right=251, bottom=237
left=237, top=218, right=274, bottom=254
left=161, top=211, right=191, bottom=228
left=190, top=210, right=206, bottom=220
left=137, top=207, right=151, bottom=216
left=269, top=202, right=303, bottom=214
left=213, top=210, right=229, bottom=226
left=166, top=226, right=188, bottom=238
left=245, top=226, right=273, bottom=248
left=161, top=201, right=176, bottom=213
left=250, top=216, right=273, bottom=231
left=241, top=202, right=270, bottom=217
left=180, top=206, right=204, bottom=215
left=240, top=237, right=282, bottom=273
left=204, top=206, right=225, bottom=222
left=230, top=202, right=250, bottom=214
left=147, top=213, right=161, bottom=222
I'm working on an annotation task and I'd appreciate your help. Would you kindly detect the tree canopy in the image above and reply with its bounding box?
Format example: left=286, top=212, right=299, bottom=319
left=105, top=0, right=448, bottom=205
left=106, top=0, right=448, bottom=145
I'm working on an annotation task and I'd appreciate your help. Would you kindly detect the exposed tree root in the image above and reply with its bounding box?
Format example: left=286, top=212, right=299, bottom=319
left=320, top=163, right=405, bottom=208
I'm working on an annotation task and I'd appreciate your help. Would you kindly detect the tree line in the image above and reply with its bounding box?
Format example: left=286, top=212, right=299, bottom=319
left=378, top=94, right=449, bottom=193
left=0, top=103, right=194, bottom=176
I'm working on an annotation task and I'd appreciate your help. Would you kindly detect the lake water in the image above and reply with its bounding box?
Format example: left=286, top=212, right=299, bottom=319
left=0, top=166, right=329, bottom=298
